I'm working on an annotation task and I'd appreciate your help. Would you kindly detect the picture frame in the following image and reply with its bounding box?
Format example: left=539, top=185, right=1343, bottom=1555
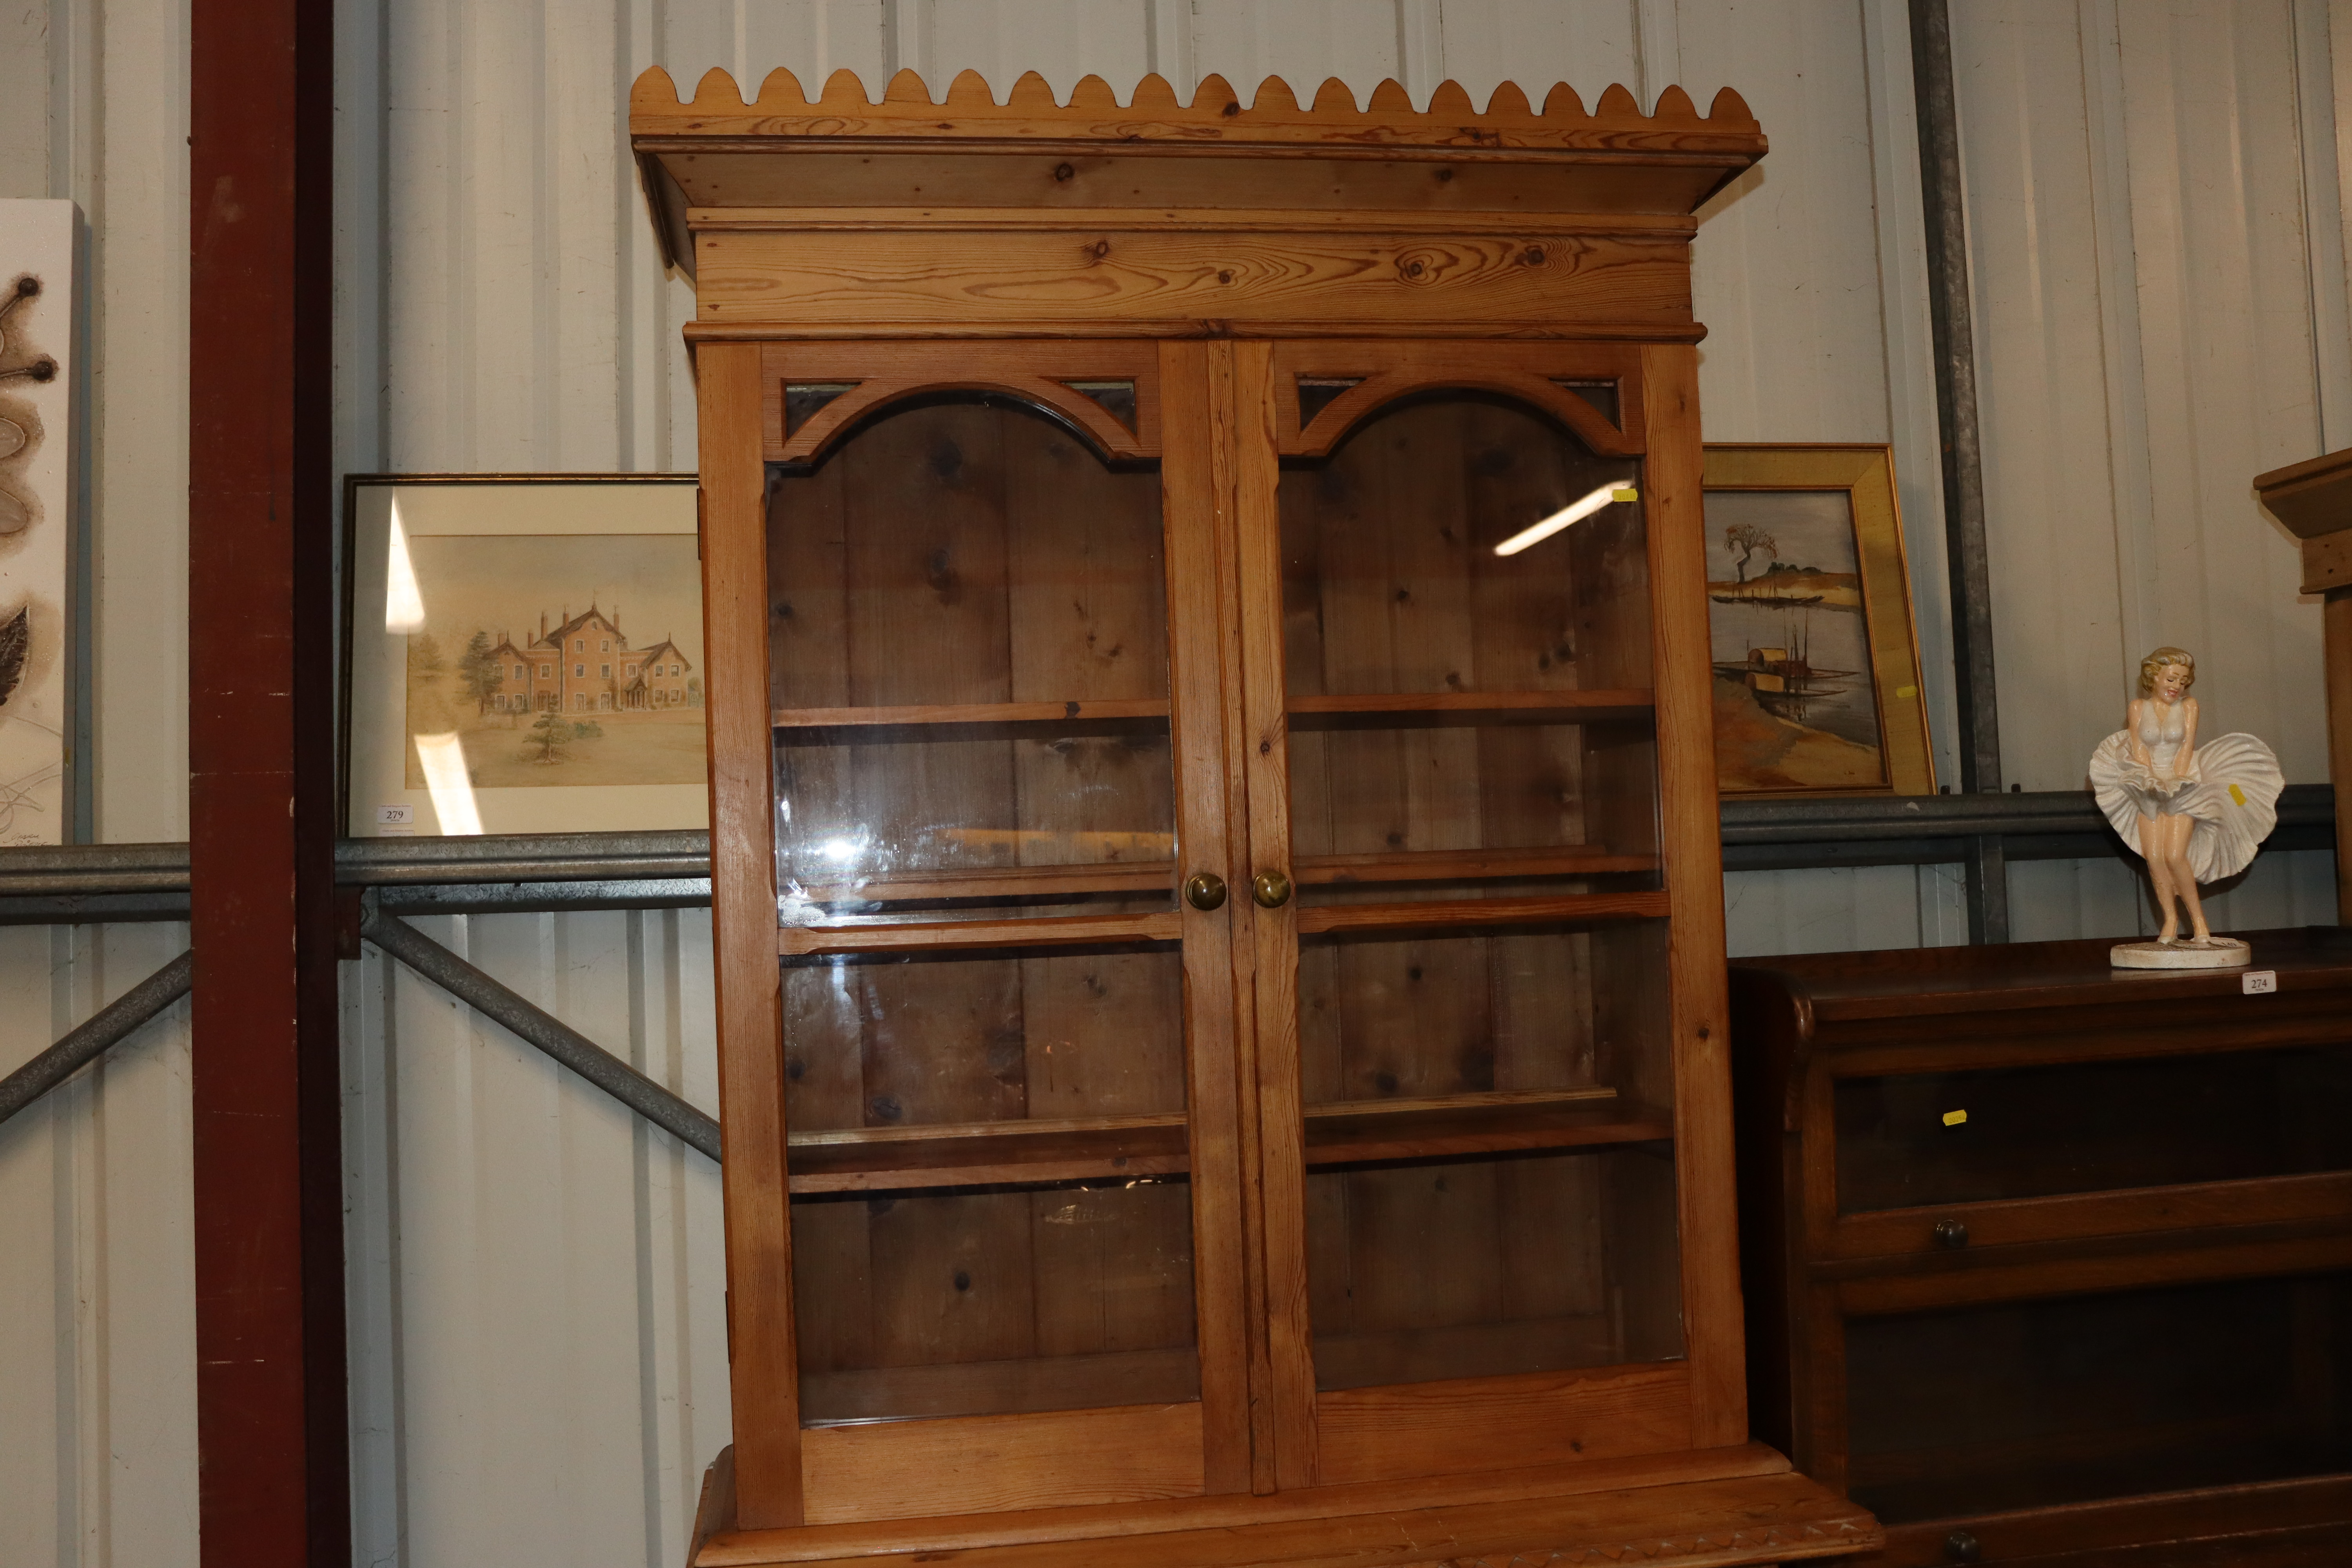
left=1700, top=444, right=1936, bottom=797
left=0, top=200, right=76, bottom=846
left=340, top=474, right=707, bottom=838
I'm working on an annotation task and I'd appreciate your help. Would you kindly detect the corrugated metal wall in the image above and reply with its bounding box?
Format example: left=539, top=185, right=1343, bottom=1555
left=0, top=2, right=2344, bottom=1563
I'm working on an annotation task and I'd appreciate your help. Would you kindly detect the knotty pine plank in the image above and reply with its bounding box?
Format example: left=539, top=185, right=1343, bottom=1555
left=799, top=1401, right=1205, bottom=1527
left=1640, top=343, right=1744, bottom=1447
left=698, top=340, right=804, bottom=1525
left=1229, top=338, right=1319, bottom=1492
left=1314, top=1362, right=1693, bottom=1486
left=1160, top=338, right=1255, bottom=1495
left=692, top=229, right=1694, bottom=333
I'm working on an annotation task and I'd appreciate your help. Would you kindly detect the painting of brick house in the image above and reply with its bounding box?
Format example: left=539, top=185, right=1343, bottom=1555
left=478, top=603, right=699, bottom=715
left=399, top=528, right=706, bottom=790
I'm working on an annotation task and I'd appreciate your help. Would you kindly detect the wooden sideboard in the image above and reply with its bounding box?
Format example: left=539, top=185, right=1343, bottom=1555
left=1731, top=928, right=2352, bottom=1566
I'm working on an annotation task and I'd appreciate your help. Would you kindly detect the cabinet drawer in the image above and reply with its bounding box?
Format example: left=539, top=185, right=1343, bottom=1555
left=1843, top=1271, right=2352, bottom=1528
left=1833, top=1044, right=2352, bottom=1213
left=1826, top=1171, right=2352, bottom=1261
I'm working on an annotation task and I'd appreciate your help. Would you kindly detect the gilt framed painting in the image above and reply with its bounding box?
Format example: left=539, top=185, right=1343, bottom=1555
left=341, top=475, right=707, bottom=837
left=1701, top=445, right=1936, bottom=797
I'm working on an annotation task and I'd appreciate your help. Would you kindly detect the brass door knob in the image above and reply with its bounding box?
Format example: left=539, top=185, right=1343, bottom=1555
left=1251, top=871, right=1293, bottom=908
left=1933, top=1219, right=1969, bottom=1250
left=1184, top=872, right=1227, bottom=911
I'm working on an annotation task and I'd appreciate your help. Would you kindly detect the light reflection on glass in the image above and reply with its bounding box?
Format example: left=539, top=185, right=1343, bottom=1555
left=413, top=731, right=484, bottom=835
left=384, top=497, right=427, bottom=630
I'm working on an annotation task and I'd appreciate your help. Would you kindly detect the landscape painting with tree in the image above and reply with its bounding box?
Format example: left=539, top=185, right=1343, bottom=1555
left=401, top=532, right=704, bottom=789
left=1702, top=445, right=1936, bottom=797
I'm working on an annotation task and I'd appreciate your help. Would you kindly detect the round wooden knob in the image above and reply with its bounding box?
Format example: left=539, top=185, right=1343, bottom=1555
left=1184, top=873, right=1227, bottom=911
left=1933, top=1219, right=1969, bottom=1250
left=1251, top=871, right=1293, bottom=908
left=1945, top=1530, right=1982, bottom=1564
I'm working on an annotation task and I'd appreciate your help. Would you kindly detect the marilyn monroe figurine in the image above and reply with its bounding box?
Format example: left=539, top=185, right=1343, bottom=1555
left=2087, top=646, right=2282, bottom=958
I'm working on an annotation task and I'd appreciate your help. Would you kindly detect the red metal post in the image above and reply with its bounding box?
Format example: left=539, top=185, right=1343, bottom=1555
left=188, top=0, right=347, bottom=1560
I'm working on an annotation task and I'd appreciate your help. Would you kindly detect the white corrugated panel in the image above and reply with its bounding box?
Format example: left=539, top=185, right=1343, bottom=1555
left=4, top=0, right=199, bottom=1558
left=4, top=0, right=2347, bottom=1562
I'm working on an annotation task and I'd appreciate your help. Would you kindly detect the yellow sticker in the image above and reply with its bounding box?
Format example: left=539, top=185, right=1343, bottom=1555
left=1611, top=487, right=1640, bottom=503
left=2229, top=784, right=2247, bottom=807
left=1895, top=684, right=1918, bottom=699
left=1942, top=1109, right=1968, bottom=1127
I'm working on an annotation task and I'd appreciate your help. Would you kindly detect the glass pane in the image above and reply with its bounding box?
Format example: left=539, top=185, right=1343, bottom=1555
left=793, top=1174, right=1198, bottom=1425
left=1836, top=1045, right=2352, bottom=1213
left=1280, top=392, right=1645, bottom=699
left=1308, top=1147, right=1680, bottom=1390
left=768, top=395, right=1173, bottom=921
left=1295, top=916, right=1679, bottom=1387
left=1278, top=392, right=1676, bottom=1391
left=769, top=393, right=1194, bottom=1426
left=1847, top=1275, right=2352, bottom=1522
left=784, top=946, right=1186, bottom=1140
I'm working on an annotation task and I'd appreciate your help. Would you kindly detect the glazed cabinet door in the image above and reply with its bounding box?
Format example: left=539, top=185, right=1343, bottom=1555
left=698, top=342, right=1252, bottom=1529
left=1228, top=341, right=1740, bottom=1489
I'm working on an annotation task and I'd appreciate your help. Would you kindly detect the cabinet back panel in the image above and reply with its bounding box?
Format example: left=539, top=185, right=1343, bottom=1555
left=782, top=946, right=1186, bottom=1135
left=791, top=1177, right=1198, bottom=1426
left=1278, top=396, right=1641, bottom=699
left=770, top=395, right=1177, bottom=893
left=1305, top=1146, right=1682, bottom=1392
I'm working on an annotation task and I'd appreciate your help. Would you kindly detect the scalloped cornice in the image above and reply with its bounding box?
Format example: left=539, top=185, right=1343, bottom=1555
left=629, top=66, right=1762, bottom=156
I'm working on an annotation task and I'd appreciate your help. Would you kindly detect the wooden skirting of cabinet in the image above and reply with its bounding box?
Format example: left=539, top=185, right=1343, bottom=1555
left=689, top=1439, right=1876, bottom=1568
left=1731, top=928, right=2352, bottom=1568
left=636, top=63, right=1877, bottom=1568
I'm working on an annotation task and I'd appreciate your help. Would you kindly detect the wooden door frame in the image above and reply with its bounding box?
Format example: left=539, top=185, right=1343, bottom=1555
left=1223, top=338, right=1748, bottom=1481
left=700, top=338, right=1259, bottom=1525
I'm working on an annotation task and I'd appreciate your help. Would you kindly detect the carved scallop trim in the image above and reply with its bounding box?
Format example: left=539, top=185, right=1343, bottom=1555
left=630, top=66, right=1761, bottom=150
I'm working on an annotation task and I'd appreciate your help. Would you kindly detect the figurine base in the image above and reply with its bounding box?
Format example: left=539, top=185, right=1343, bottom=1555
left=2110, top=937, right=2251, bottom=970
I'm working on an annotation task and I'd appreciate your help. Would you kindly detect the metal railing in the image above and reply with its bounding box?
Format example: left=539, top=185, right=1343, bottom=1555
left=0, top=786, right=2335, bottom=1138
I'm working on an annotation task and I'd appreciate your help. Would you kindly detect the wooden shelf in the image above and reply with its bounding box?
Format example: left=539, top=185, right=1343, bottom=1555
left=787, top=848, right=1656, bottom=907
left=788, top=1112, right=1188, bottom=1193
left=803, top=1345, right=1200, bottom=1426
left=1296, top=889, right=1669, bottom=937
left=1297, top=847, right=1656, bottom=887
left=784, top=1094, right=1666, bottom=1192
left=1312, top=1313, right=1624, bottom=1392
left=1305, top=1095, right=1670, bottom=1167
left=780, top=909, right=1182, bottom=957
left=1287, top=689, right=1653, bottom=731
left=789, top=860, right=1175, bottom=905
left=773, top=699, right=1171, bottom=739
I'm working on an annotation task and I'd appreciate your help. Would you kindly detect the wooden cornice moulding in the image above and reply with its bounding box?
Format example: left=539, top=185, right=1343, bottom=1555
left=629, top=67, right=1769, bottom=307
left=630, top=65, right=1763, bottom=156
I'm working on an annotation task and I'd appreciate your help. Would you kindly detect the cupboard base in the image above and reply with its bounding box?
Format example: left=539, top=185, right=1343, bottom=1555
left=686, top=1441, right=1880, bottom=1567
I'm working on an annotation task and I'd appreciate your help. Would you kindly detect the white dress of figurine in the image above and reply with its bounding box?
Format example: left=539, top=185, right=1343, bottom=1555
left=2087, top=647, right=2284, bottom=968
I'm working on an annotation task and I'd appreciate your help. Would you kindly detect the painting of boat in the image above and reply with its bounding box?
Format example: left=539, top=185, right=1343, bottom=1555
left=1702, top=487, right=1887, bottom=790
left=1710, top=612, right=1862, bottom=725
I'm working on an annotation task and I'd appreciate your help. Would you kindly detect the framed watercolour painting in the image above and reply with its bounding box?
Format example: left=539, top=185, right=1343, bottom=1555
left=1701, top=445, right=1935, bottom=797
left=341, top=475, right=706, bottom=837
